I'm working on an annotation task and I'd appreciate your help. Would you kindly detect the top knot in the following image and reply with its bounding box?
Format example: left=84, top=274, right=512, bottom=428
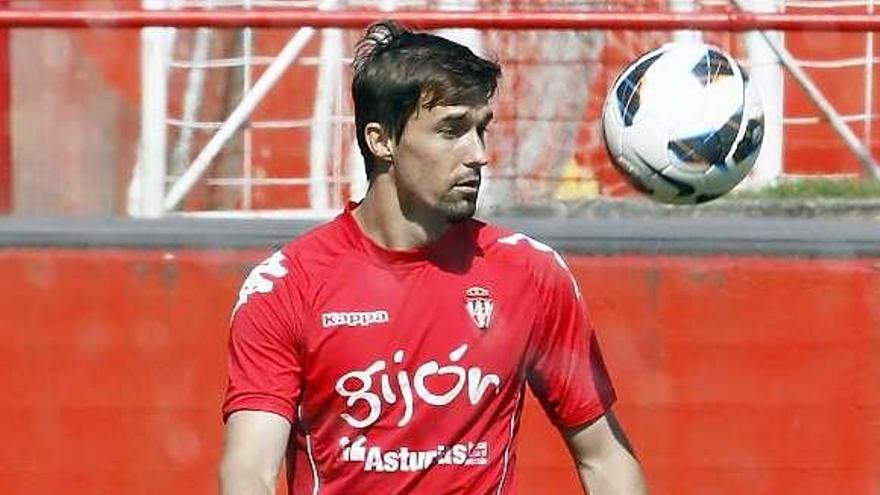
left=352, top=20, right=408, bottom=74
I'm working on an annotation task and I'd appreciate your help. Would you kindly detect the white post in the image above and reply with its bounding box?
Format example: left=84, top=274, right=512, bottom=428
left=434, top=0, right=484, bottom=56
left=162, top=27, right=316, bottom=212
left=865, top=0, right=874, bottom=150
left=242, top=0, right=255, bottom=210
left=310, top=0, right=342, bottom=212
left=348, top=144, right=367, bottom=202
left=130, top=0, right=175, bottom=218
left=732, top=0, right=879, bottom=180
left=672, top=0, right=701, bottom=44
left=170, top=27, right=212, bottom=175
left=740, top=0, right=784, bottom=189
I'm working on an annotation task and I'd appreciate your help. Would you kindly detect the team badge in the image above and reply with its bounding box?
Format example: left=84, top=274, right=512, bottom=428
left=465, top=286, right=494, bottom=330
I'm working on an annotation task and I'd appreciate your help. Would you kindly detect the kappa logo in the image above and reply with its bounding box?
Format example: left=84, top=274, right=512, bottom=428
left=232, top=251, right=288, bottom=318
left=322, top=310, right=390, bottom=329
left=465, top=286, right=493, bottom=330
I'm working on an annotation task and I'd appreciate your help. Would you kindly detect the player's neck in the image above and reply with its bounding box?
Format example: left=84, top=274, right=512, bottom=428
left=352, top=179, right=452, bottom=251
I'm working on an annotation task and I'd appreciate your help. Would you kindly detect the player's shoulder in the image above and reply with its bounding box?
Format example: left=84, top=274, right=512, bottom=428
left=231, top=215, right=351, bottom=318
left=477, top=220, right=582, bottom=303
left=475, top=220, right=570, bottom=281
left=238, top=214, right=351, bottom=293
left=277, top=213, right=353, bottom=270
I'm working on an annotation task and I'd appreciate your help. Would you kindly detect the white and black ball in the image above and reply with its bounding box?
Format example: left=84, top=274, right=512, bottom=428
left=602, top=43, right=764, bottom=204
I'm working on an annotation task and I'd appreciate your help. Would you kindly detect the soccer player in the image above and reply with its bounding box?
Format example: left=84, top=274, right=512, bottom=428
left=220, top=20, right=649, bottom=495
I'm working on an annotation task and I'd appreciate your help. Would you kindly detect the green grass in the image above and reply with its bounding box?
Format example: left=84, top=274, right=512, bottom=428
left=733, top=178, right=880, bottom=199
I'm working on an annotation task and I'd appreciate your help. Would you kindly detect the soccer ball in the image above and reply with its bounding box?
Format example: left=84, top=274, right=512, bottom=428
left=602, top=42, right=764, bottom=204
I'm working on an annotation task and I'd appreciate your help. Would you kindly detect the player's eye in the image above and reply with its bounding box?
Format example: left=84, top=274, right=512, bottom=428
left=438, top=124, right=466, bottom=139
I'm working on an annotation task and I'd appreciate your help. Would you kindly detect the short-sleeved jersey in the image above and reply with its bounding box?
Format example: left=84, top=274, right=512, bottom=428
left=223, top=203, right=616, bottom=495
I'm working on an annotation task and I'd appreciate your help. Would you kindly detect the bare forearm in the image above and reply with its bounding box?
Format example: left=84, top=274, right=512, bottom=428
left=219, top=466, right=276, bottom=495
left=577, top=448, right=649, bottom=495
left=219, top=411, right=290, bottom=495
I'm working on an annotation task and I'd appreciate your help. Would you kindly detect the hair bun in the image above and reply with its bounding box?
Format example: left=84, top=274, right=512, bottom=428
left=353, top=20, right=408, bottom=74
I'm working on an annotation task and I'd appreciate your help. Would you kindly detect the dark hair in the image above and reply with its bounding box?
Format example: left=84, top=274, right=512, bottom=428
left=351, top=20, right=501, bottom=179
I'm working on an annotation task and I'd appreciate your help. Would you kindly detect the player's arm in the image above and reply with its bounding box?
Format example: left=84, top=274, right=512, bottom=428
left=563, top=410, right=650, bottom=495
left=511, top=234, right=648, bottom=494
left=219, top=410, right=291, bottom=495
left=221, top=251, right=303, bottom=494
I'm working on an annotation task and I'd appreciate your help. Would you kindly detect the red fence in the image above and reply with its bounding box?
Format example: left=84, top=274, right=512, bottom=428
left=1, top=248, right=877, bottom=494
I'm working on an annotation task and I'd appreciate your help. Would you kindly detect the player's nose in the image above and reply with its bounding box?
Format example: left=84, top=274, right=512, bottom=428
left=463, top=129, right=489, bottom=169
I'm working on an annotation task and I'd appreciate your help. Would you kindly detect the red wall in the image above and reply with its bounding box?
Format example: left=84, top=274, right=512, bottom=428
left=1, top=248, right=878, bottom=494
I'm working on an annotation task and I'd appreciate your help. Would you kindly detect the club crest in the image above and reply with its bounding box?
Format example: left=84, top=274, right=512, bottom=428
left=465, top=286, right=494, bottom=330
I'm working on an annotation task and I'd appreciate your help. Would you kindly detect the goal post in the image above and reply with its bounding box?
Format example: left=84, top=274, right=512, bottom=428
left=130, top=0, right=174, bottom=218
left=4, top=2, right=873, bottom=217
left=739, top=0, right=785, bottom=189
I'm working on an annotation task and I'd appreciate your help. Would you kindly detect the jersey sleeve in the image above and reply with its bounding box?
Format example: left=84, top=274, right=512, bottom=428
left=222, top=251, right=304, bottom=423
left=526, top=255, right=616, bottom=431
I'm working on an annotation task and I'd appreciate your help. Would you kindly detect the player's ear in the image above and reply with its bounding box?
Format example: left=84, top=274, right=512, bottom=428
left=364, top=122, right=395, bottom=164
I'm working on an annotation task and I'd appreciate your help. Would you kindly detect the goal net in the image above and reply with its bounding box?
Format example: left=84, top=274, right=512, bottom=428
left=129, top=0, right=877, bottom=218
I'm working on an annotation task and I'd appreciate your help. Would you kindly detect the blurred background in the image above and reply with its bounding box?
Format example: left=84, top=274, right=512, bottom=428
left=0, top=0, right=878, bottom=494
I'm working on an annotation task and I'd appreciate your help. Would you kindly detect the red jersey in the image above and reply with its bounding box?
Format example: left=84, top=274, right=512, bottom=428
left=223, top=203, right=616, bottom=495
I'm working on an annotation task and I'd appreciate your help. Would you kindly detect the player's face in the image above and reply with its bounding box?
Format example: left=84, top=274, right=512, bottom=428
left=393, top=102, right=492, bottom=223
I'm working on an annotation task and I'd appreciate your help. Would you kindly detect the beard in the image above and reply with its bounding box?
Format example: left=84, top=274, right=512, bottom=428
left=395, top=177, right=480, bottom=225
left=437, top=188, right=479, bottom=223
